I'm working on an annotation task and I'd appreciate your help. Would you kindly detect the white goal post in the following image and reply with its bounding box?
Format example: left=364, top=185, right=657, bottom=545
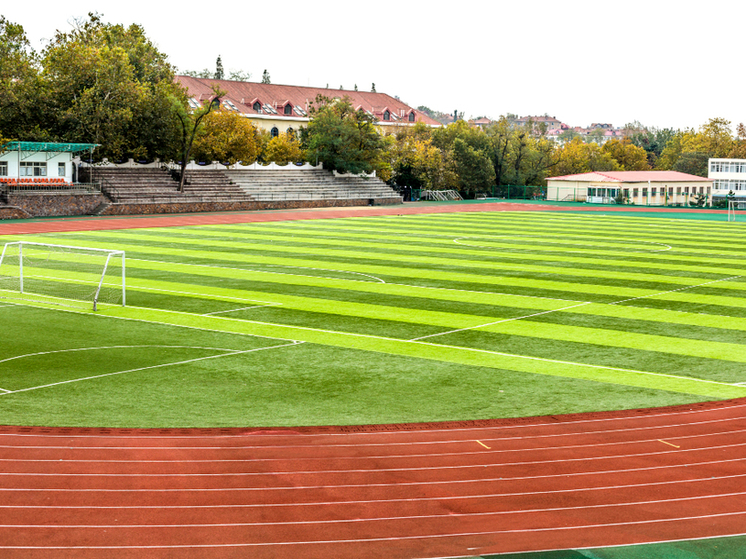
left=727, top=199, right=746, bottom=222
left=0, top=242, right=125, bottom=311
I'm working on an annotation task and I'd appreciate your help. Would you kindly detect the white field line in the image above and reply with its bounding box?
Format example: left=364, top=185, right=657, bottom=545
left=453, top=236, right=673, bottom=253
left=410, top=302, right=591, bottom=341
left=612, top=275, right=743, bottom=305
left=128, top=258, right=386, bottom=284
left=0, top=342, right=303, bottom=396
left=41, top=302, right=746, bottom=391
left=1, top=512, right=744, bottom=550
left=127, top=257, right=585, bottom=303
left=3, top=490, right=745, bottom=529
left=203, top=303, right=281, bottom=316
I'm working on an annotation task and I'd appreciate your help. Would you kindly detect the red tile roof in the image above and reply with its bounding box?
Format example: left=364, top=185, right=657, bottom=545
left=175, top=76, right=441, bottom=126
left=547, top=171, right=712, bottom=183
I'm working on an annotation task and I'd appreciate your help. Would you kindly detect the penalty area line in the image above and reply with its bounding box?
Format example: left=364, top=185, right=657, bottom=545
left=0, top=341, right=304, bottom=396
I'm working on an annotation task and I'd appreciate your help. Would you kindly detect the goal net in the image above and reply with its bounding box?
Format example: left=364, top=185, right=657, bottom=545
left=727, top=200, right=746, bottom=222
left=0, top=242, right=125, bottom=311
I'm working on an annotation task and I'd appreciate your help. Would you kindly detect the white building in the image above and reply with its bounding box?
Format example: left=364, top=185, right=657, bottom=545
left=0, top=142, right=98, bottom=186
left=709, top=158, right=746, bottom=199
left=546, top=171, right=712, bottom=206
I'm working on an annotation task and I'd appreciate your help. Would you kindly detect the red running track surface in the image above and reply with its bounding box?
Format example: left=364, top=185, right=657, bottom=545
left=1, top=399, right=745, bottom=558
left=0, top=204, right=741, bottom=558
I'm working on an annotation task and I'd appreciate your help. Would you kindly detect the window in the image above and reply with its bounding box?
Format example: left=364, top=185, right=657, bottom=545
left=383, top=110, right=390, bottom=121
left=632, top=188, right=638, bottom=197
left=642, top=188, right=647, bottom=197
left=408, top=112, right=415, bottom=122
left=253, top=101, right=262, bottom=112
left=651, top=187, right=657, bottom=196
left=284, top=104, right=292, bottom=115
left=270, top=127, right=279, bottom=138
left=20, top=162, right=47, bottom=176
left=0, top=161, right=7, bottom=176
left=58, top=162, right=65, bottom=177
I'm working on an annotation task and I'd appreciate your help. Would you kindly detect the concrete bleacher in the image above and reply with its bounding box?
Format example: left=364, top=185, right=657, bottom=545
left=225, top=168, right=401, bottom=203
left=72, top=165, right=402, bottom=216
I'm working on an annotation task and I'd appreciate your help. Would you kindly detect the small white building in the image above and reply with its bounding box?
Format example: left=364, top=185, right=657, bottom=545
left=0, top=142, right=98, bottom=186
left=709, top=158, right=746, bottom=200
left=546, top=171, right=713, bottom=206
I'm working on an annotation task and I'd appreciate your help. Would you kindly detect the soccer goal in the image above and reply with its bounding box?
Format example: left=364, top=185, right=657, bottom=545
left=727, top=199, right=746, bottom=222
left=0, top=242, right=125, bottom=311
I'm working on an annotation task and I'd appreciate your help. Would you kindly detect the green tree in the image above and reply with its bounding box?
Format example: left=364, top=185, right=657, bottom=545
left=389, top=124, right=449, bottom=190
left=261, top=69, right=270, bottom=84
left=40, top=13, right=184, bottom=160
left=0, top=16, right=49, bottom=141
left=305, top=95, right=384, bottom=174
left=215, top=55, right=224, bottom=79
left=452, top=137, right=495, bottom=196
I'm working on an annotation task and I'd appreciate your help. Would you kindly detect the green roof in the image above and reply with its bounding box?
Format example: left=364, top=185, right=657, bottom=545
left=1, top=141, right=99, bottom=153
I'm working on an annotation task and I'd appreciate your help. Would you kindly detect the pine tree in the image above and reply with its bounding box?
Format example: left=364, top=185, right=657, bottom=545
left=261, top=69, right=270, bottom=84
left=215, top=55, right=224, bottom=80
left=371, top=83, right=376, bottom=93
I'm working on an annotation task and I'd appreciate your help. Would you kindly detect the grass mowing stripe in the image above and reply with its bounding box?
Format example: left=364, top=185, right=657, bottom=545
left=12, top=235, right=693, bottom=301
left=479, top=317, right=746, bottom=363
left=46, top=229, right=746, bottom=289
left=95, top=303, right=746, bottom=400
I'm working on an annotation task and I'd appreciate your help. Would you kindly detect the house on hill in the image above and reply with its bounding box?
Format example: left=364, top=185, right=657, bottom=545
left=175, top=76, right=441, bottom=136
left=546, top=171, right=713, bottom=206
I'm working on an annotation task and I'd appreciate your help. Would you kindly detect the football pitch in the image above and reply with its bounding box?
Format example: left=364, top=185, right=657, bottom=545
left=2, top=209, right=746, bottom=428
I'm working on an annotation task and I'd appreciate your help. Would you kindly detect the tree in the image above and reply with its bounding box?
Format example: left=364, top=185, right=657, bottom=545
left=214, top=55, right=224, bottom=79
left=672, top=151, right=709, bottom=177
left=305, top=95, right=384, bottom=174
left=40, top=13, right=184, bottom=160
left=0, top=16, right=48, bottom=141
left=550, top=137, right=619, bottom=176
left=173, top=84, right=224, bottom=191
left=228, top=69, right=251, bottom=81
left=262, top=131, right=305, bottom=165
left=389, top=124, right=449, bottom=190
left=371, top=83, right=376, bottom=92
left=452, top=137, right=495, bottom=197
left=261, top=69, right=270, bottom=84
left=601, top=139, right=650, bottom=171
left=191, top=108, right=261, bottom=165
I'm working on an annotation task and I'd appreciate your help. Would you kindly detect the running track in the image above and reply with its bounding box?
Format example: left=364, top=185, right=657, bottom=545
left=1, top=202, right=744, bottom=558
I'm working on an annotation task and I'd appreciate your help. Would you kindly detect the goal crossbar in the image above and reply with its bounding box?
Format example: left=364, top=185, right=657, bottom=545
left=0, top=241, right=125, bottom=311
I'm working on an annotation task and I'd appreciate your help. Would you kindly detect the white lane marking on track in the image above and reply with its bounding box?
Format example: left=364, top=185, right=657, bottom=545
left=0, top=342, right=304, bottom=395
left=409, top=302, right=591, bottom=341
left=0, top=414, right=743, bottom=450
left=3, top=489, right=745, bottom=528
left=1, top=441, right=743, bottom=478
left=0, top=512, right=744, bottom=550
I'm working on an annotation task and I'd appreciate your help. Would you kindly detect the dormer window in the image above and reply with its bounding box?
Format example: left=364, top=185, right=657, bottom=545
left=383, top=110, right=390, bottom=121
left=253, top=101, right=262, bottom=112
left=284, top=104, right=292, bottom=115
left=188, top=98, right=200, bottom=110
left=408, top=111, right=415, bottom=122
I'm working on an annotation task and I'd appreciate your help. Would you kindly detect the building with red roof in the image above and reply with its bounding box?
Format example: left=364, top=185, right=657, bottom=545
left=176, top=76, right=441, bottom=136
left=546, top=171, right=713, bottom=206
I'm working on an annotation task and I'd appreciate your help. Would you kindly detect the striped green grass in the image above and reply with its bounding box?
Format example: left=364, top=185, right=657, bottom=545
left=2, top=211, right=746, bottom=427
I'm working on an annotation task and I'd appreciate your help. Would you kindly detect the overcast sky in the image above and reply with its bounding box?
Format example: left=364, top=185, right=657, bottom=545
left=4, top=1, right=743, bottom=132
